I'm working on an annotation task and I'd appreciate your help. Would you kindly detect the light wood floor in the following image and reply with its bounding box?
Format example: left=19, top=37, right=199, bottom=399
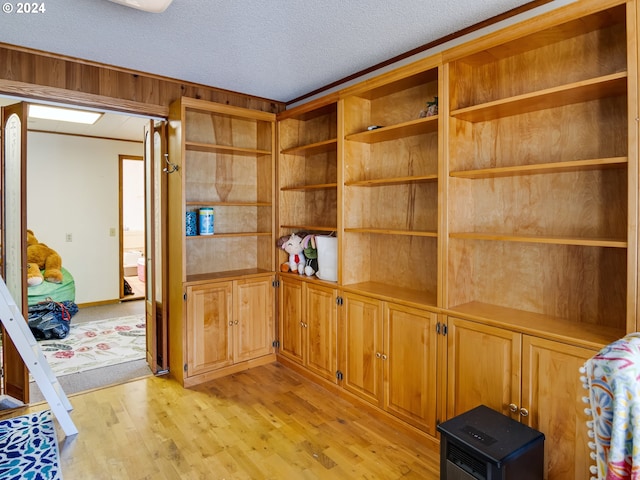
left=30, top=363, right=440, bottom=479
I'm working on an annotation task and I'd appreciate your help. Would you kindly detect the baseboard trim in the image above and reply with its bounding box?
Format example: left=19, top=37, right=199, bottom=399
left=76, top=298, right=122, bottom=309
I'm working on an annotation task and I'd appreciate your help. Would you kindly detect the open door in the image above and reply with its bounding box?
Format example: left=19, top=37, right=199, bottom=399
left=1, top=102, right=28, bottom=402
left=144, top=120, right=169, bottom=374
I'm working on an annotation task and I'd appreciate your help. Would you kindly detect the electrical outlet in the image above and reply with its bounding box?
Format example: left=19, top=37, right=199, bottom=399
left=65, top=233, right=72, bottom=242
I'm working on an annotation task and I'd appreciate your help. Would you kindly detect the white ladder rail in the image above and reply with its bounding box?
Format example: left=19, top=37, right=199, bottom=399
left=0, top=277, right=78, bottom=436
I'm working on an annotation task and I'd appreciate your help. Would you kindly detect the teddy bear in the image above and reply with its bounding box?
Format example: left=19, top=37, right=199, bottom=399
left=27, top=229, right=63, bottom=286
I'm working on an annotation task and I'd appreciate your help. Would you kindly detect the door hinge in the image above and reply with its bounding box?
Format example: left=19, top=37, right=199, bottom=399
left=436, top=322, right=448, bottom=336
left=272, top=280, right=280, bottom=288
left=336, top=296, right=343, bottom=306
left=272, top=340, right=280, bottom=348
left=183, top=292, right=187, bottom=301
left=183, top=364, right=188, bottom=372
left=336, top=370, right=344, bottom=381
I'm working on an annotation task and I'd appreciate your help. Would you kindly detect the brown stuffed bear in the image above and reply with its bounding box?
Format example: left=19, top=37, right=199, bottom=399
left=27, top=229, right=63, bottom=286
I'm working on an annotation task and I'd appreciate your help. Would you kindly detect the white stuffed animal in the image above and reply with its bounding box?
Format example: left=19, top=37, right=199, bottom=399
left=277, top=233, right=306, bottom=274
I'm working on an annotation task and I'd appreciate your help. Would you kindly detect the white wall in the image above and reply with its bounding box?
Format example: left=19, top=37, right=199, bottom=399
left=27, top=132, right=143, bottom=304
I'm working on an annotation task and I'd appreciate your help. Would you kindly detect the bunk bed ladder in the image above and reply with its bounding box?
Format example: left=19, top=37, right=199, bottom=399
left=0, top=277, right=77, bottom=436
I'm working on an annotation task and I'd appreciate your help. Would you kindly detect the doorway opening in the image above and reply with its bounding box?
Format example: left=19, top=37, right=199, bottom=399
left=0, top=96, right=167, bottom=404
left=120, top=155, right=145, bottom=301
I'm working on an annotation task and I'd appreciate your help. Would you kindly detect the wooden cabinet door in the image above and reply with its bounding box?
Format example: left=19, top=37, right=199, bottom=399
left=304, top=282, right=338, bottom=383
left=234, top=277, right=274, bottom=363
left=341, top=292, right=383, bottom=406
left=186, top=282, right=233, bottom=376
left=384, top=303, right=438, bottom=435
left=447, top=317, right=521, bottom=419
left=521, top=336, right=594, bottom=480
left=278, top=277, right=304, bottom=365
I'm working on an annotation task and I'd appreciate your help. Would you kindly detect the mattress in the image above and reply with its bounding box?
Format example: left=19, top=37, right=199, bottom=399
left=27, top=267, right=76, bottom=306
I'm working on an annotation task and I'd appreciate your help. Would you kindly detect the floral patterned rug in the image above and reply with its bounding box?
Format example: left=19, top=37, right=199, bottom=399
left=39, top=315, right=146, bottom=377
left=0, top=410, right=62, bottom=480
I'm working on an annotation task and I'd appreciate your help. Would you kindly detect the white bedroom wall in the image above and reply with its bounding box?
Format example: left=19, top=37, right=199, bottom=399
left=26, top=131, right=143, bottom=305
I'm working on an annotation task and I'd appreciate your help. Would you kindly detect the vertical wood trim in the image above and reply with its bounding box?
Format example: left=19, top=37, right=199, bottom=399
left=438, top=62, right=449, bottom=310
left=628, top=0, right=639, bottom=333
left=336, top=99, right=345, bottom=286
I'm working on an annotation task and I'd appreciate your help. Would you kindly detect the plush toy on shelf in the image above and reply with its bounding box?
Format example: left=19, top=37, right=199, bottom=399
left=277, top=232, right=307, bottom=274
left=301, top=234, right=318, bottom=276
left=26, top=229, right=63, bottom=286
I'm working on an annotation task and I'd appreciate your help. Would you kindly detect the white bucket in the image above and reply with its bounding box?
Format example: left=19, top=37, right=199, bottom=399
left=315, top=236, right=337, bottom=282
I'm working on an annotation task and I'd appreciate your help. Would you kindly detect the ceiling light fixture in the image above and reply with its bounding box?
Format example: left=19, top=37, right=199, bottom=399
left=107, top=0, right=173, bottom=13
left=28, top=105, right=102, bottom=125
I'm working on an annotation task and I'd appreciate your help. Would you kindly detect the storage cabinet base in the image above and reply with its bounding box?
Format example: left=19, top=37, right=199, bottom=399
left=182, top=354, right=276, bottom=388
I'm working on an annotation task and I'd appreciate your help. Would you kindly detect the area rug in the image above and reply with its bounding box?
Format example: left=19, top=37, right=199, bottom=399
left=38, top=315, right=146, bottom=377
left=0, top=410, right=62, bottom=480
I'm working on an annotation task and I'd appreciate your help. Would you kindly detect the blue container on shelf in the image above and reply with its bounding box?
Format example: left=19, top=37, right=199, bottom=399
left=199, top=208, right=215, bottom=235
left=185, top=211, right=198, bottom=236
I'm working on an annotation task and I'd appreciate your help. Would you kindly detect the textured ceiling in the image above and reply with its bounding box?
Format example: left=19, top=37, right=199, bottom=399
left=0, top=0, right=567, bottom=103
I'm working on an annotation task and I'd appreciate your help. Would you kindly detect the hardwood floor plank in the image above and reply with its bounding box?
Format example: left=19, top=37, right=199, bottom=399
left=26, top=363, right=439, bottom=479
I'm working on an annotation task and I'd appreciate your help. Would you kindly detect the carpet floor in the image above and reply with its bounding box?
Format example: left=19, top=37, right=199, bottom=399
left=30, top=359, right=152, bottom=404
left=39, top=315, right=146, bottom=377
left=29, top=301, right=152, bottom=404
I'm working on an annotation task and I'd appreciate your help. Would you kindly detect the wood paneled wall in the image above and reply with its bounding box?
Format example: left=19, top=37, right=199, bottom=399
left=0, top=43, right=285, bottom=117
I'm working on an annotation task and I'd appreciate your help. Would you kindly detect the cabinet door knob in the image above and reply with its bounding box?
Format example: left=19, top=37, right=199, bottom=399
left=375, top=352, right=382, bottom=358
left=381, top=354, right=388, bottom=360
left=234, top=320, right=239, bottom=325
left=228, top=321, right=233, bottom=326
left=508, top=403, right=518, bottom=413
left=520, top=407, right=529, bottom=417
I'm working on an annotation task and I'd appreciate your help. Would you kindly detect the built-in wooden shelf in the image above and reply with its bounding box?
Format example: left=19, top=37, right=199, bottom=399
left=345, top=116, right=438, bottom=143
left=279, top=271, right=338, bottom=285
left=448, top=301, right=626, bottom=350
left=186, top=141, right=271, bottom=156
left=342, top=281, right=437, bottom=309
left=449, top=232, right=626, bottom=248
left=345, top=228, right=438, bottom=237
left=450, top=157, right=627, bottom=179
left=281, top=138, right=337, bottom=155
left=450, top=72, right=627, bottom=123
left=450, top=6, right=625, bottom=67
left=346, top=175, right=438, bottom=187
left=280, top=183, right=337, bottom=191
left=185, top=268, right=273, bottom=285
left=186, top=201, right=271, bottom=207
left=186, top=232, right=272, bottom=239
left=280, top=225, right=337, bottom=233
